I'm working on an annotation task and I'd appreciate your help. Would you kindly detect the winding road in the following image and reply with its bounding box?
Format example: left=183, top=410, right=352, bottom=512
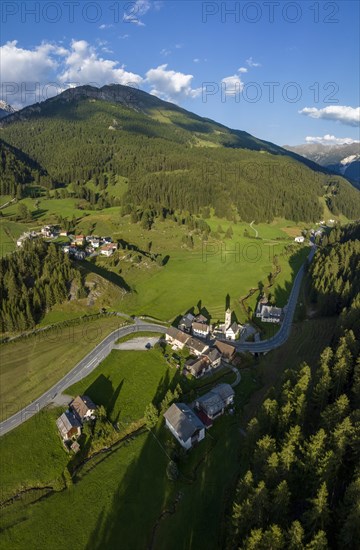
left=0, top=243, right=316, bottom=437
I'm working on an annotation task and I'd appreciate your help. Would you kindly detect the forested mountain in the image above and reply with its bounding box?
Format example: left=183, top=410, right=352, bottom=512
left=0, top=240, right=85, bottom=332
left=0, top=139, right=44, bottom=197
left=1, top=85, right=359, bottom=222
left=226, top=222, right=360, bottom=549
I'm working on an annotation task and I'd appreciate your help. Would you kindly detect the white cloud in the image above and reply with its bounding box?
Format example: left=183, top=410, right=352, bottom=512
left=175, top=43, right=183, bottom=49
left=299, top=106, right=360, bottom=127
left=238, top=67, right=248, bottom=73
left=246, top=56, right=261, bottom=67
left=160, top=48, right=172, bottom=57
left=99, top=24, right=114, bottom=30
left=123, top=0, right=151, bottom=26
left=305, top=134, right=360, bottom=145
left=145, top=64, right=201, bottom=102
left=0, top=40, right=67, bottom=107
left=193, top=58, right=200, bottom=63
left=119, top=34, right=129, bottom=40
left=0, top=39, right=203, bottom=108
left=221, top=74, right=244, bottom=95
left=58, top=40, right=143, bottom=88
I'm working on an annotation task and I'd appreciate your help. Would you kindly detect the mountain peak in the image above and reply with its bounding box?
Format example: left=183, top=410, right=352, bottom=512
left=0, top=100, right=17, bottom=119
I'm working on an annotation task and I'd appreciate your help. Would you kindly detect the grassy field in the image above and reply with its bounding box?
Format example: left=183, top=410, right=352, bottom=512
left=1, top=192, right=312, bottom=324
left=0, top=358, right=258, bottom=550
left=0, top=317, right=128, bottom=421
left=0, top=219, right=30, bottom=256
left=66, top=349, right=175, bottom=423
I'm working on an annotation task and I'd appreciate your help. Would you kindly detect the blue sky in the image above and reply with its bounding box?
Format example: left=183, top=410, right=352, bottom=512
left=1, top=0, right=359, bottom=145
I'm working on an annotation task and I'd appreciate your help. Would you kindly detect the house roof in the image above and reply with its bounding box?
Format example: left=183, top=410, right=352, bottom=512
left=204, top=347, right=222, bottom=364
left=192, top=322, right=210, bottom=333
left=185, top=356, right=209, bottom=376
left=195, top=314, right=208, bottom=323
left=166, top=326, right=190, bottom=344
left=260, top=305, right=282, bottom=318
left=164, top=403, right=205, bottom=442
left=187, top=337, right=209, bottom=354
left=211, top=383, right=235, bottom=401
left=56, top=411, right=81, bottom=436
left=226, top=322, right=240, bottom=334
left=196, top=383, right=234, bottom=416
left=214, top=340, right=236, bottom=358
left=71, top=395, right=96, bottom=420
left=178, top=315, right=193, bottom=329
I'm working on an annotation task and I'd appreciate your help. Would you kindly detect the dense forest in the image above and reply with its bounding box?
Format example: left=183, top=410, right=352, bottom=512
left=310, top=223, right=360, bottom=321
left=1, top=86, right=360, bottom=222
left=0, top=240, right=85, bottom=332
left=226, top=223, right=360, bottom=549
left=0, top=139, right=43, bottom=198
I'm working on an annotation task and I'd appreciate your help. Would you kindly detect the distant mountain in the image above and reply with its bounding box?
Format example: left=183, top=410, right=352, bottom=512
left=1, top=84, right=360, bottom=222
left=284, top=142, right=360, bottom=189
left=0, top=101, right=17, bottom=120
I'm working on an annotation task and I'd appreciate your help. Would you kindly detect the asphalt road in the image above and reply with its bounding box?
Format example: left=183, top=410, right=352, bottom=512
left=0, top=320, right=166, bottom=436
left=232, top=243, right=316, bottom=353
left=0, top=244, right=315, bottom=436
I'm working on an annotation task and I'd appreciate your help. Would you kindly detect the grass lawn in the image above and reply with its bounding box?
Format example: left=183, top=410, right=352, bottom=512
left=66, top=349, right=175, bottom=424
left=0, top=219, right=30, bottom=256
left=0, top=408, right=69, bottom=502
left=0, top=317, right=127, bottom=421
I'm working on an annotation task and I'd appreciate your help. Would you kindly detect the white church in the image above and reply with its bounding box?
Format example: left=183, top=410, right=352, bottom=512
left=214, top=308, right=243, bottom=341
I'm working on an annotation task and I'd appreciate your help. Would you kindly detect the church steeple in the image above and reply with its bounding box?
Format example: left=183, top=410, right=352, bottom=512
left=225, top=308, right=232, bottom=330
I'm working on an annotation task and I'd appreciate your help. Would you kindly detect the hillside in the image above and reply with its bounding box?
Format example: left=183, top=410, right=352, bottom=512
left=1, top=85, right=360, bottom=222
left=284, top=142, right=360, bottom=189
left=0, top=139, right=44, bottom=197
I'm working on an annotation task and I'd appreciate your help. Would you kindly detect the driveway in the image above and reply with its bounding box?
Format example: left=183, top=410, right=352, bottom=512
left=113, top=336, right=162, bottom=350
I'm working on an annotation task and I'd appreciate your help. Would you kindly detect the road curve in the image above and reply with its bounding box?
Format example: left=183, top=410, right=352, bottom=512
left=232, top=244, right=316, bottom=353
left=0, top=320, right=166, bottom=437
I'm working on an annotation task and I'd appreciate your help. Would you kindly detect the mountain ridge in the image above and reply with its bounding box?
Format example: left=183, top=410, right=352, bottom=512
left=1, top=84, right=359, bottom=222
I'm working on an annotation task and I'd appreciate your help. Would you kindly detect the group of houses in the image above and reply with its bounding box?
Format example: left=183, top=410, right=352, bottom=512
left=56, top=395, right=97, bottom=452
left=62, top=235, right=117, bottom=258
left=164, top=382, right=235, bottom=450
left=16, top=225, right=118, bottom=260
left=178, top=309, right=243, bottom=342
left=166, top=325, right=237, bottom=379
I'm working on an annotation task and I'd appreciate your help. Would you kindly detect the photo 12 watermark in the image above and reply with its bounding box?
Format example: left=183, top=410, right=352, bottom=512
left=201, top=2, right=340, bottom=24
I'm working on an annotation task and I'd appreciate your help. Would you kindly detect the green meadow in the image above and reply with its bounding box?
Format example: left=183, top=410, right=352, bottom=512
left=0, top=339, right=259, bottom=550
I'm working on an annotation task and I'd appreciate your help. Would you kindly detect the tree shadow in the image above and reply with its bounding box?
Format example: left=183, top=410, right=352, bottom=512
left=84, top=377, right=173, bottom=550
left=81, top=259, right=132, bottom=293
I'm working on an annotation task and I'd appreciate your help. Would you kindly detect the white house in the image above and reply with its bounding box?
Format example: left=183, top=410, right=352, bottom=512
left=191, top=321, right=210, bottom=339
left=294, top=236, right=305, bottom=243
left=203, top=347, right=222, bottom=369
left=100, top=243, right=117, bottom=257
left=70, top=395, right=97, bottom=422
left=187, top=337, right=209, bottom=357
left=225, top=322, right=241, bottom=341
left=166, top=327, right=190, bottom=349
left=164, top=403, right=205, bottom=450
left=56, top=411, right=82, bottom=441
left=256, top=303, right=282, bottom=323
